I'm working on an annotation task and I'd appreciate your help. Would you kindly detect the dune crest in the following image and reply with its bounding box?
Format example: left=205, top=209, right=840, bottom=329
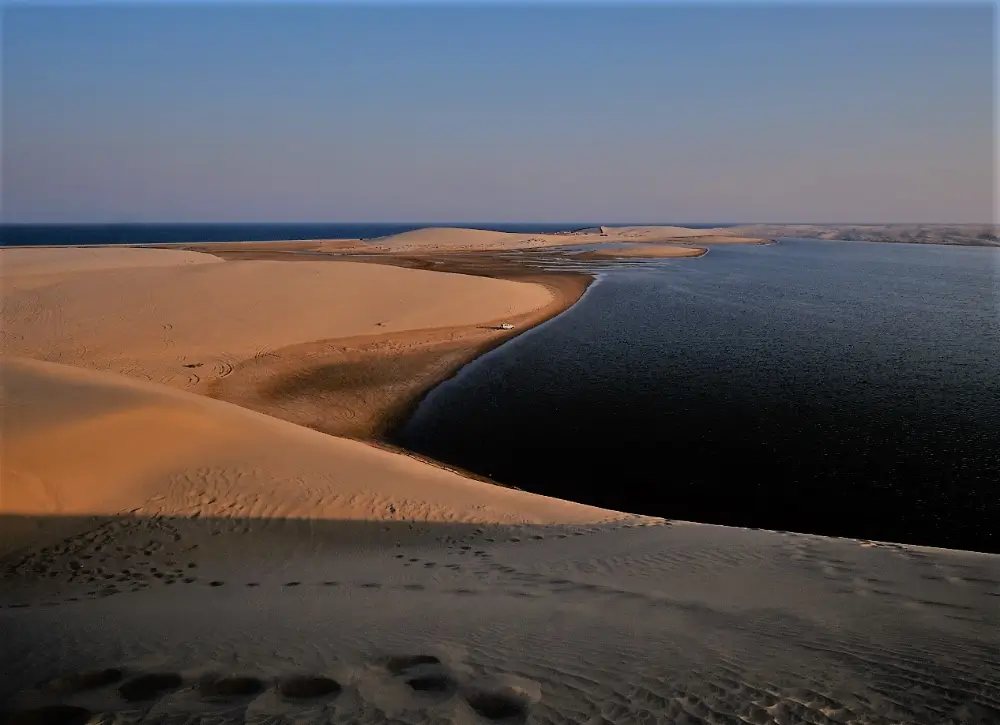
left=0, top=249, right=554, bottom=392
left=364, top=225, right=766, bottom=252
left=0, top=246, right=219, bottom=278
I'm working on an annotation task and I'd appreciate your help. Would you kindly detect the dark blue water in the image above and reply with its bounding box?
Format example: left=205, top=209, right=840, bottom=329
left=395, top=239, right=1000, bottom=553
left=0, top=222, right=733, bottom=246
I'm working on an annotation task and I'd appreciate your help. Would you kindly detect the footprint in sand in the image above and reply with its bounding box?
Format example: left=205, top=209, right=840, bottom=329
left=278, top=676, right=341, bottom=700
left=10, top=657, right=538, bottom=724
left=406, top=674, right=456, bottom=694
left=385, top=654, right=460, bottom=706
left=466, top=690, right=530, bottom=722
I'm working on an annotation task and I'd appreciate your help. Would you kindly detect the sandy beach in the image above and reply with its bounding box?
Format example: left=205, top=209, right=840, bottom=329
left=2, top=238, right=998, bottom=724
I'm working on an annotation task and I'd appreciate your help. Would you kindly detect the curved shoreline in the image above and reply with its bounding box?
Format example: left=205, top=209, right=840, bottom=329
left=378, top=272, right=594, bottom=438
left=193, top=252, right=595, bottom=443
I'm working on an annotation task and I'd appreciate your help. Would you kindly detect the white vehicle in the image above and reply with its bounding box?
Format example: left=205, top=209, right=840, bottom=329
left=499, top=323, right=515, bottom=330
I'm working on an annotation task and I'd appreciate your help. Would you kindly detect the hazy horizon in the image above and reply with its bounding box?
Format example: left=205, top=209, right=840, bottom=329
left=3, top=3, right=994, bottom=224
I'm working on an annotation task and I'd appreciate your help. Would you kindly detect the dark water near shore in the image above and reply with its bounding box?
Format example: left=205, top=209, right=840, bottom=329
left=0, top=222, right=732, bottom=246
left=395, top=239, right=1000, bottom=553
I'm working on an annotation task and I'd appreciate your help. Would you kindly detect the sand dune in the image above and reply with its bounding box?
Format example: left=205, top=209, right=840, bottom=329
left=2, top=362, right=997, bottom=723
left=0, top=248, right=553, bottom=393
left=365, top=225, right=766, bottom=253
left=0, top=246, right=218, bottom=283
left=2, top=246, right=998, bottom=725
left=1, top=357, right=624, bottom=533
left=371, top=227, right=519, bottom=249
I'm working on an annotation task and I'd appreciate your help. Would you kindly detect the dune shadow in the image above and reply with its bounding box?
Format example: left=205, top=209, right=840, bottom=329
left=261, top=349, right=451, bottom=400
left=0, top=511, right=645, bottom=704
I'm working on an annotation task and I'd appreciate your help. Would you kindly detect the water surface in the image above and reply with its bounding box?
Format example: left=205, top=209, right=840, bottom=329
left=395, top=239, right=1000, bottom=552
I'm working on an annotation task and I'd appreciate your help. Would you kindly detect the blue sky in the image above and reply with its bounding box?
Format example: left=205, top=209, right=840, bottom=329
left=2, top=2, right=994, bottom=223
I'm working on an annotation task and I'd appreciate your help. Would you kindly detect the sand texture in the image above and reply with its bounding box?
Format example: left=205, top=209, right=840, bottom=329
left=0, top=249, right=564, bottom=432
left=2, top=244, right=998, bottom=725
left=1, top=357, right=624, bottom=532
left=0, top=246, right=219, bottom=279
left=2, top=360, right=997, bottom=723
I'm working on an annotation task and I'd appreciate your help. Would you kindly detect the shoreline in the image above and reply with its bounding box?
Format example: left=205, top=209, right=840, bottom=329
left=376, top=272, right=592, bottom=441
left=171, top=243, right=594, bottom=444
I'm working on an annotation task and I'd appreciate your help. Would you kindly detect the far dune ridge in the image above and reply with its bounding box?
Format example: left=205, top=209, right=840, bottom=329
left=0, top=246, right=218, bottom=281
left=0, top=357, right=626, bottom=543
left=364, top=225, right=765, bottom=252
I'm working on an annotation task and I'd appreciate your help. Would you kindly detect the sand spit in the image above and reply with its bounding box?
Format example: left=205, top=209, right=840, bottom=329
left=207, top=273, right=588, bottom=439
left=153, top=226, right=769, bottom=258
left=0, top=247, right=579, bottom=440
left=1, top=361, right=997, bottom=723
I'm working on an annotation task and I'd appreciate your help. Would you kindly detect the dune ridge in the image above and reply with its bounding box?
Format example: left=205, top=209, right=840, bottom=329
left=1, top=358, right=627, bottom=540
left=358, top=225, right=768, bottom=253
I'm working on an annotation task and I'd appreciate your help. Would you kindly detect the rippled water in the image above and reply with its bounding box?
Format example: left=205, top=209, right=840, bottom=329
left=395, top=239, right=1000, bottom=553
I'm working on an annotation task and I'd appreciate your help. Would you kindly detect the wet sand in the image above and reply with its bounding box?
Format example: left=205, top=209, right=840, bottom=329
left=205, top=272, right=588, bottom=440
left=574, top=245, right=707, bottom=260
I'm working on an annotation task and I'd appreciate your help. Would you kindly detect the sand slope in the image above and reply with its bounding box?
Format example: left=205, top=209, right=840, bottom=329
left=1, top=357, right=622, bottom=533
left=0, top=248, right=553, bottom=392
left=1, top=355, right=997, bottom=724
left=0, top=246, right=219, bottom=279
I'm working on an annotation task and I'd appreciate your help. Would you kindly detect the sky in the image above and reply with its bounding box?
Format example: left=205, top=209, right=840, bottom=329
left=1, top=2, right=994, bottom=223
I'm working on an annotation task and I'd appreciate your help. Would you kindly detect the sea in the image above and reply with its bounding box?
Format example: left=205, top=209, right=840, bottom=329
left=393, top=238, right=1000, bottom=553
